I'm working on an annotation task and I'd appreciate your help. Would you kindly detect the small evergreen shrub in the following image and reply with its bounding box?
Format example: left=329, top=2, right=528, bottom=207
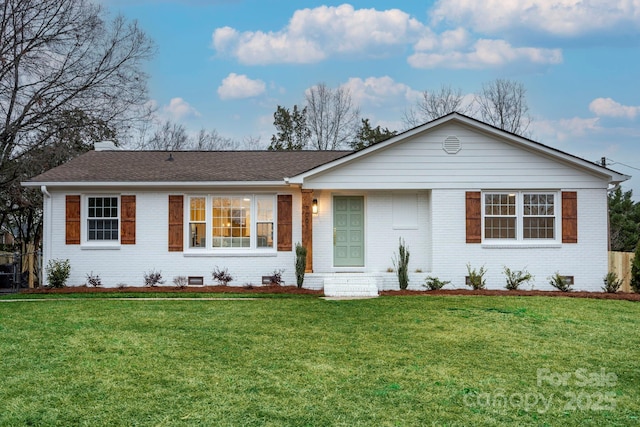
left=602, top=272, right=622, bottom=293
left=295, top=242, right=307, bottom=288
left=424, top=276, right=451, bottom=290
left=631, top=241, right=640, bottom=293
left=269, top=269, right=285, bottom=286
left=85, top=272, right=102, bottom=287
left=503, top=266, right=533, bottom=290
left=393, top=238, right=410, bottom=290
left=173, top=276, right=188, bottom=289
left=46, top=259, right=71, bottom=288
left=466, top=263, right=487, bottom=290
left=143, top=269, right=165, bottom=287
left=212, top=266, right=233, bottom=286
left=548, top=272, right=573, bottom=292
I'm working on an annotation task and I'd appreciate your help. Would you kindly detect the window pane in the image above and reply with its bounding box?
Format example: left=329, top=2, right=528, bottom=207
left=256, top=196, right=274, bottom=222
left=257, top=223, right=273, bottom=248
left=212, top=196, right=251, bottom=248
left=190, top=197, right=206, bottom=222
left=484, top=217, right=516, bottom=239
left=189, top=223, right=206, bottom=248
left=88, top=219, right=118, bottom=241
left=523, top=217, right=555, bottom=239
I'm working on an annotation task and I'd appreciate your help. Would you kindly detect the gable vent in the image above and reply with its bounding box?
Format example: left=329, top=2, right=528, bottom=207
left=443, top=136, right=461, bottom=154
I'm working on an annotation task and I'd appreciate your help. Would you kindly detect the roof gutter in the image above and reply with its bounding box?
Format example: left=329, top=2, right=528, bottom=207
left=22, top=180, right=289, bottom=188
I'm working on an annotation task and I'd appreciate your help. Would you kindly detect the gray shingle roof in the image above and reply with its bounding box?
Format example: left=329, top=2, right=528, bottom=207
left=26, top=150, right=353, bottom=183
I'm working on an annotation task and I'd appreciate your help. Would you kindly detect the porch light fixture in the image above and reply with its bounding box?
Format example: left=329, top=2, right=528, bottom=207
left=312, top=199, right=318, bottom=215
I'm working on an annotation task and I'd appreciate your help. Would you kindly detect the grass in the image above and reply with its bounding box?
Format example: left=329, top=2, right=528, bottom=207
left=0, top=295, right=638, bottom=426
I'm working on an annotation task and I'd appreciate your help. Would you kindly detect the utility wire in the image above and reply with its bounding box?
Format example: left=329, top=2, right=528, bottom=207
left=605, top=158, right=640, bottom=172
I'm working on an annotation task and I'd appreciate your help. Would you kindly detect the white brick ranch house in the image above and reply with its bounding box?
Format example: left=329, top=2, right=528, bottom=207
left=24, top=113, right=629, bottom=295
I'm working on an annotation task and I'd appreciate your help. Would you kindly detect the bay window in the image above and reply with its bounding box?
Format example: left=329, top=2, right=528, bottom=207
left=187, top=194, right=275, bottom=250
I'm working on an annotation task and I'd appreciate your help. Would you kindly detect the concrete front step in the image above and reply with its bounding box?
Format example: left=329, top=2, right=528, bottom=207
left=323, top=275, right=379, bottom=297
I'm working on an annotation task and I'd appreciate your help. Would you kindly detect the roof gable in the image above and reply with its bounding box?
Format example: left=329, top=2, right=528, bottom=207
left=289, top=113, right=630, bottom=186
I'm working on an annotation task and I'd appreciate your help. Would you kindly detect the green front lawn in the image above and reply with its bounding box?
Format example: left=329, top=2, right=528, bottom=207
left=0, top=295, right=638, bottom=426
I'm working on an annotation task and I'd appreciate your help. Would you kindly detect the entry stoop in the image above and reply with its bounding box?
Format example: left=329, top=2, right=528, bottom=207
left=323, top=274, right=379, bottom=297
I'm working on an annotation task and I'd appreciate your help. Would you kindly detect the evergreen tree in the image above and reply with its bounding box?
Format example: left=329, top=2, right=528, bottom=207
left=608, top=188, right=640, bottom=252
left=350, top=118, right=396, bottom=150
left=268, top=105, right=310, bottom=151
left=630, top=240, right=640, bottom=293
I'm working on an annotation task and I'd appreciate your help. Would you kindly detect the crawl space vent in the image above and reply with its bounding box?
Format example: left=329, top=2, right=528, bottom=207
left=443, top=136, right=461, bottom=154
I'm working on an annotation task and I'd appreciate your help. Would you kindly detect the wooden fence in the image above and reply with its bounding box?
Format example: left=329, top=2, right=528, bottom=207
left=608, top=251, right=634, bottom=293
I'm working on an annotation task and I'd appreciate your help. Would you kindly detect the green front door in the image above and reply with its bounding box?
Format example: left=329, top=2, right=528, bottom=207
left=333, top=196, right=364, bottom=267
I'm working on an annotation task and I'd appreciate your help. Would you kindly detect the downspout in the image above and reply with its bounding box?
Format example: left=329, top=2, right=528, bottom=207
left=40, top=186, right=52, bottom=287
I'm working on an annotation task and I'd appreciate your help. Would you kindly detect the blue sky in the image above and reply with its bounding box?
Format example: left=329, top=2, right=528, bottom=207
left=103, top=0, right=640, bottom=195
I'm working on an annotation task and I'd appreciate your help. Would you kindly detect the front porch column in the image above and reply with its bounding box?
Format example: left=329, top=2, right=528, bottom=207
left=301, top=189, right=313, bottom=273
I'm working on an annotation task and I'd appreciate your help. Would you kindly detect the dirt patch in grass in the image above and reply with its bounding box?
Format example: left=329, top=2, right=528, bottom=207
left=381, top=288, right=640, bottom=301
left=20, top=285, right=323, bottom=295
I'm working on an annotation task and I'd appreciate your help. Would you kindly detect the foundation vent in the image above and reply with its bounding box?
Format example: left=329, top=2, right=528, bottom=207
left=443, top=136, right=461, bottom=154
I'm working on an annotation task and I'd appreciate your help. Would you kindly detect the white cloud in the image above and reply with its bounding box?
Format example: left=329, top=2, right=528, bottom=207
left=212, top=4, right=424, bottom=64
left=341, top=76, right=420, bottom=107
left=533, top=117, right=602, bottom=142
left=589, top=98, right=640, bottom=119
left=217, top=73, right=266, bottom=100
left=431, top=0, right=640, bottom=37
left=163, top=97, right=201, bottom=120
left=409, top=38, right=562, bottom=69
left=212, top=4, right=566, bottom=69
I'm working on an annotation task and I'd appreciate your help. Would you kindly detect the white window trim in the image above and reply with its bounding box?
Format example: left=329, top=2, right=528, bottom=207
left=481, top=191, right=560, bottom=245
left=183, top=194, right=277, bottom=254
left=81, top=194, right=121, bottom=248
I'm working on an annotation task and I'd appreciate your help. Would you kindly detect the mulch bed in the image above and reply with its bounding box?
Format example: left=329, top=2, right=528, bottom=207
left=20, top=285, right=323, bottom=295
left=17, top=285, right=640, bottom=301
left=381, top=288, right=640, bottom=301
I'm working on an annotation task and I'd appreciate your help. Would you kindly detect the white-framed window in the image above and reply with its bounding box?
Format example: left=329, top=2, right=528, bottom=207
left=483, top=192, right=557, bottom=241
left=186, top=194, right=275, bottom=250
left=87, top=196, right=119, bottom=241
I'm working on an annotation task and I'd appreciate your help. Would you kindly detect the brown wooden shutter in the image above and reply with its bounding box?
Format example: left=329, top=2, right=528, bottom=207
left=65, top=195, right=81, bottom=245
left=562, top=191, right=578, bottom=243
left=120, top=195, right=136, bottom=245
left=168, top=195, right=184, bottom=252
left=277, top=194, right=292, bottom=251
left=466, top=191, right=482, bottom=243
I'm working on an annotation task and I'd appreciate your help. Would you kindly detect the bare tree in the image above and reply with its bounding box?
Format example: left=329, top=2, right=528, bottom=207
left=305, top=83, right=360, bottom=150
left=0, top=0, right=154, bottom=245
left=0, top=0, right=154, bottom=176
left=143, top=120, right=189, bottom=150
left=475, top=79, right=531, bottom=137
left=403, top=84, right=470, bottom=128
left=193, top=129, right=240, bottom=151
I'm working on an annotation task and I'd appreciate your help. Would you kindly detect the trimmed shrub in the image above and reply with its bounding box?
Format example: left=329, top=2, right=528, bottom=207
left=424, top=276, right=451, bottom=290
left=602, top=272, right=622, bottom=293
left=212, top=266, right=233, bottom=286
left=503, top=266, right=533, bottom=291
left=548, top=272, right=572, bottom=292
left=46, top=259, right=71, bottom=288
left=269, top=269, right=285, bottom=286
left=85, top=272, right=102, bottom=287
left=466, top=263, right=487, bottom=290
left=143, top=269, right=165, bottom=287
left=173, top=276, right=188, bottom=289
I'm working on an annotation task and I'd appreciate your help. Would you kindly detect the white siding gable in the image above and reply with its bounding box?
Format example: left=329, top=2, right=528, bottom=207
left=303, top=122, right=609, bottom=190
